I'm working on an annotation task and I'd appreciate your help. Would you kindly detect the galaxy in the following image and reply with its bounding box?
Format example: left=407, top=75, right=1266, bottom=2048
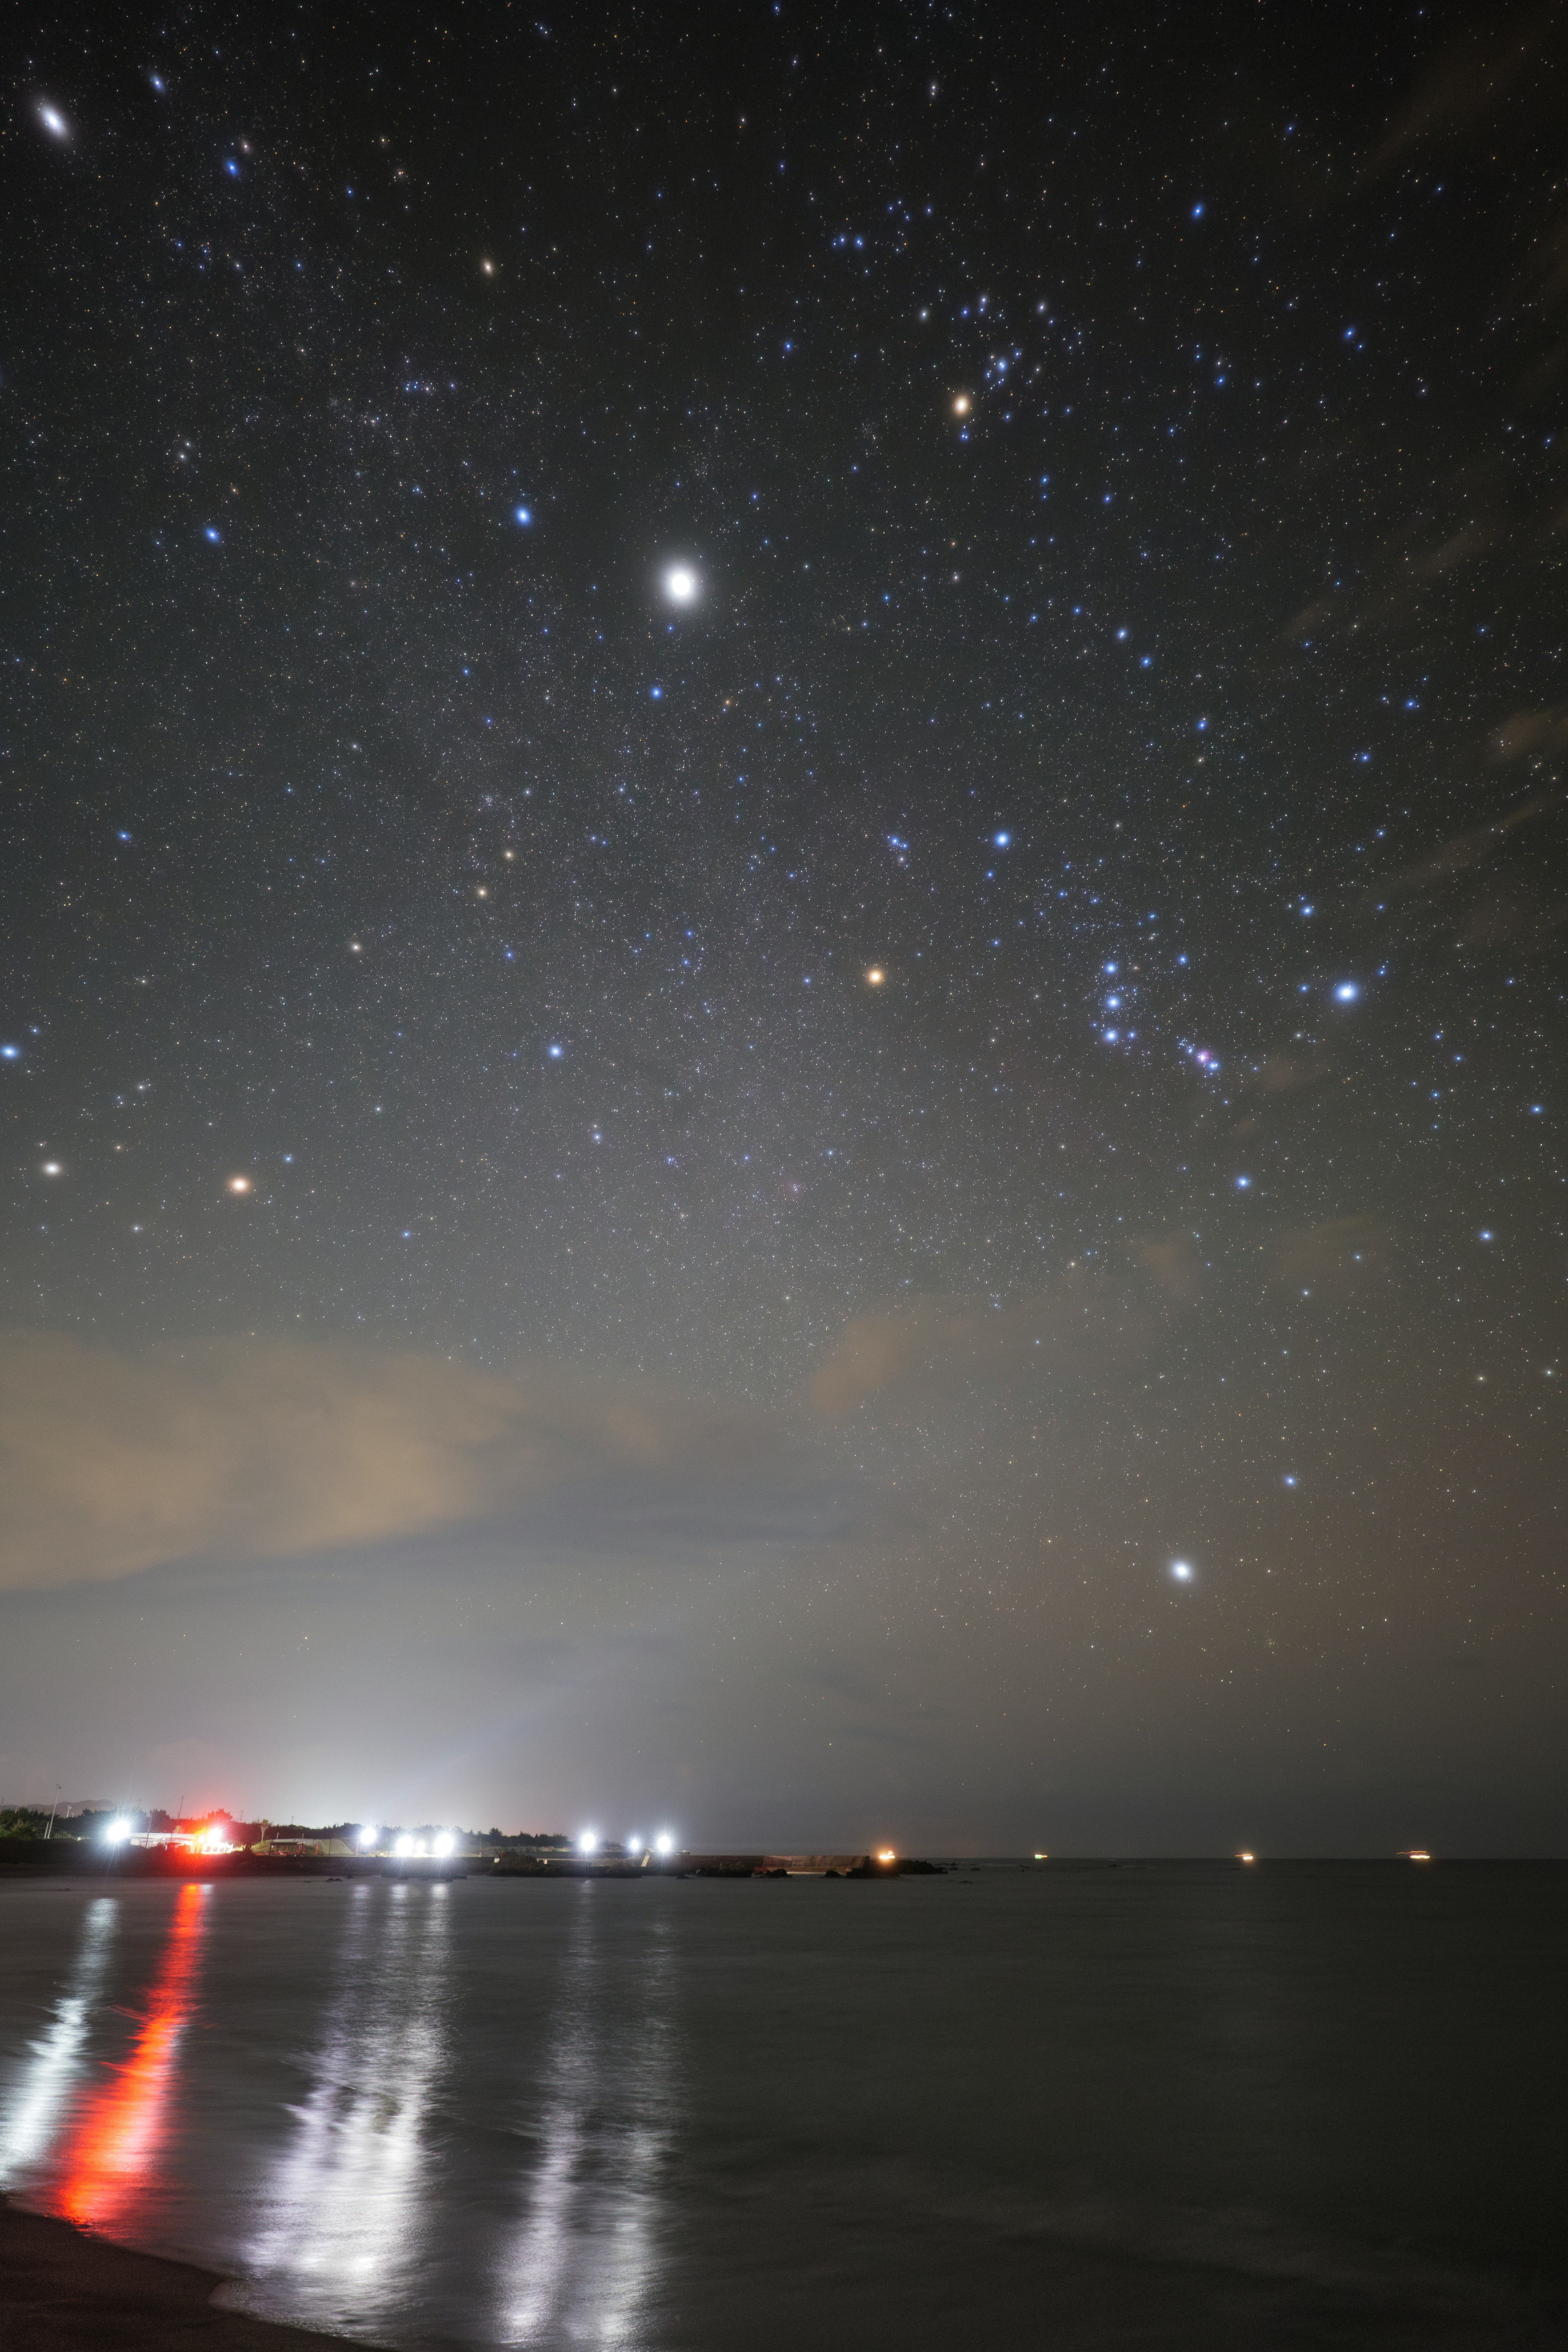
left=2, top=1, right=1564, bottom=1852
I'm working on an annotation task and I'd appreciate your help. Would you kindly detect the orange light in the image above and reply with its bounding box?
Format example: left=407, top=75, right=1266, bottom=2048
left=225, top=1175, right=252, bottom=1194
left=866, top=968, right=885, bottom=986
left=1237, top=1851, right=1256, bottom=1863
left=952, top=394, right=971, bottom=416
left=877, top=1849, right=896, bottom=1862
left=1406, top=1849, right=1431, bottom=1862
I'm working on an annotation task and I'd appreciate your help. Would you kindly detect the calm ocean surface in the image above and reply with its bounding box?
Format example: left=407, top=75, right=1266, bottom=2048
left=0, top=1863, right=1563, bottom=2348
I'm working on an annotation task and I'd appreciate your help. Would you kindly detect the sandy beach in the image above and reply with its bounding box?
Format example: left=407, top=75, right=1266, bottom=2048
left=0, top=2198, right=362, bottom=2351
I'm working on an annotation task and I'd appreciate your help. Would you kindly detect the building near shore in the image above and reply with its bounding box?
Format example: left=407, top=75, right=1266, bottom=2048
left=251, top=1834, right=358, bottom=1858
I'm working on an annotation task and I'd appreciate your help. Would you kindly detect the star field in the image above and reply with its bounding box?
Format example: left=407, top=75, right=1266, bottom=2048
left=2, top=1, right=1565, bottom=1846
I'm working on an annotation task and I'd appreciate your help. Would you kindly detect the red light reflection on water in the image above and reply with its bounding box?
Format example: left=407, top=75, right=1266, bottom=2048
left=51, top=1884, right=207, bottom=2230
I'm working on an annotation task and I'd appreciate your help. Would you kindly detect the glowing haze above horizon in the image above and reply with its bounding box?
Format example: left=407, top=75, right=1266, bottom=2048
left=3, top=2, right=1565, bottom=1854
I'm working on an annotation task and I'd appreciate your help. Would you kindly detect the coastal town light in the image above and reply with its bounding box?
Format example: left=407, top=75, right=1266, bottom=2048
left=578, top=1831, right=599, bottom=1855
left=877, top=1850, right=896, bottom=1863
left=358, top=1825, right=378, bottom=1849
left=395, top=1834, right=415, bottom=1857
left=655, top=1832, right=674, bottom=1855
left=105, top=1817, right=132, bottom=1844
left=433, top=1832, right=454, bottom=1857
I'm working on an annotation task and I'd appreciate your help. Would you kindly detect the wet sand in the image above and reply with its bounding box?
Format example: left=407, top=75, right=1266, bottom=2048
left=0, top=2198, right=361, bottom=2350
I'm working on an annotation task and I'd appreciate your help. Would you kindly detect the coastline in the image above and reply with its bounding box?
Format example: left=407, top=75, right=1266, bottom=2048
left=0, top=2196, right=363, bottom=2350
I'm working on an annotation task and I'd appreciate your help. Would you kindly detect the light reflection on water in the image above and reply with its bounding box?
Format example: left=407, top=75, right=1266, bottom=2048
left=242, top=1879, right=453, bottom=2334
left=499, top=1886, right=676, bottom=2346
left=7, top=1883, right=209, bottom=2235
left=0, top=1869, right=1562, bottom=2349
left=0, top=1895, right=118, bottom=2186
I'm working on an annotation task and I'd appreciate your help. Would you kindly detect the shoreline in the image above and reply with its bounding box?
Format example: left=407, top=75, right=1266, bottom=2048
left=0, top=2196, right=364, bottom=2349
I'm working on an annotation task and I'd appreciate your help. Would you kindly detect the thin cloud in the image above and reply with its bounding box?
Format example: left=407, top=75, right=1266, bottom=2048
left=0, top=1334, right=767, bottom=1590
left=1492, top=709, right=1568, bottom=763
left=1390, top=789, right=1560, bottom=890
left=1272, top=1215, right=1391, bottom=1295
left=1276, top=505, right=1505, bottom=654
left=1127, top=1234, right=1203, bottom=1303
left=809, top=1274, right=1151, bottom=1420
left=1363, top=7, right=1559, bottom=178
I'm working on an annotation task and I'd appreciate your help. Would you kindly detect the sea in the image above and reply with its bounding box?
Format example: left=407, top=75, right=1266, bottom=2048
left=0, top=1861, right=1563, bottom=2349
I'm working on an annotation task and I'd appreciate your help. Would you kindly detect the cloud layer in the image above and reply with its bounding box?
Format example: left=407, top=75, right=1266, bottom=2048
left=0, top=1333, right=764, bottom=1590
left=809, top=1273, right=1151, bottom=1419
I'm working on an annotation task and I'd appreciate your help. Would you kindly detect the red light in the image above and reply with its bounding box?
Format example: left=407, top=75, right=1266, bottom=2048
left=51, top=1884, right=207, bottom=2230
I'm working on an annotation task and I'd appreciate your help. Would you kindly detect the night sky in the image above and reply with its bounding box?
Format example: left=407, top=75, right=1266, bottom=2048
left=3, top=2, right=1564, bottom=1853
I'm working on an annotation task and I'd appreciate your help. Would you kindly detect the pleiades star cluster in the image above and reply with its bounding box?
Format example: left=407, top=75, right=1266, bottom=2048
left=2, top=2, right=1564, bottom=1846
